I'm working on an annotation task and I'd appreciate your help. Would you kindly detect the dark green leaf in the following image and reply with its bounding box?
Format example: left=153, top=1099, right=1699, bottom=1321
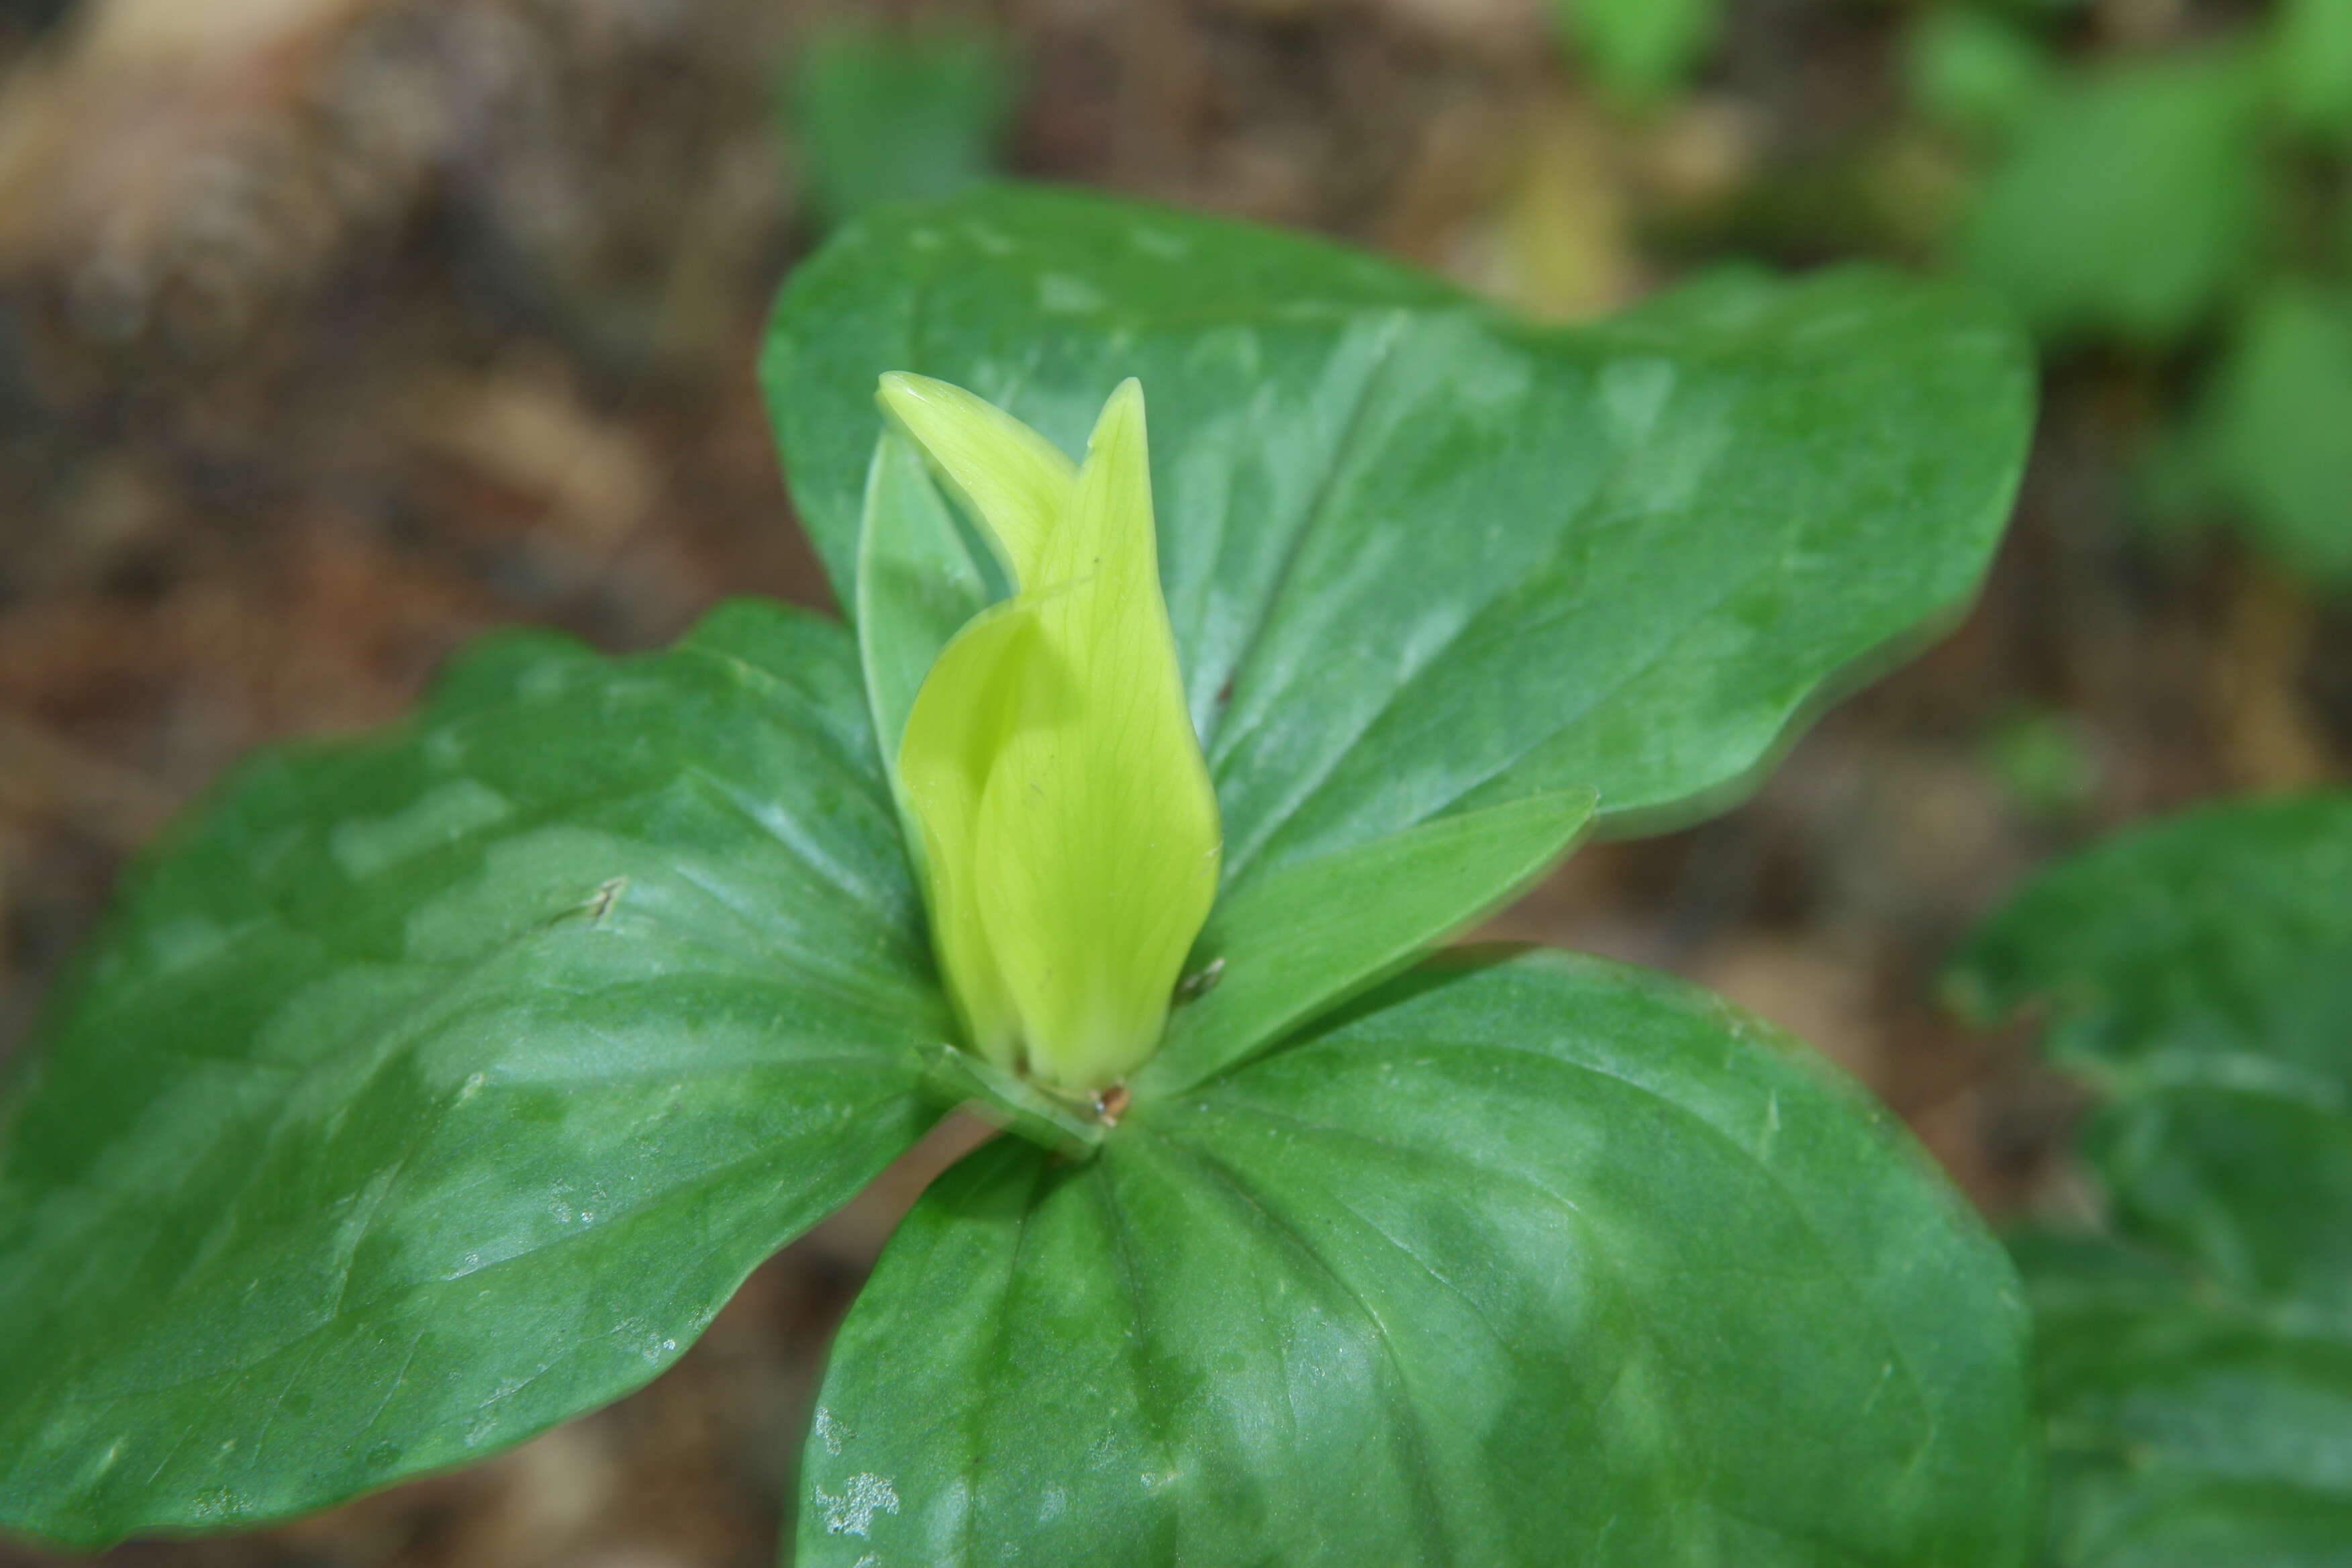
left=1957, top=794, right=2352, bottom=1565
left=1953, top=792, right=2352, bottom=1322
left=797, top=951, right=2039, bottom=1567
left=2016, top=1232, right=2352, bottom=1568
left=1959, top=49, right=2263, bottom=344
left=765, top=185, right=2034, bottom=893
left=0, top=603, right=944, bottom=1546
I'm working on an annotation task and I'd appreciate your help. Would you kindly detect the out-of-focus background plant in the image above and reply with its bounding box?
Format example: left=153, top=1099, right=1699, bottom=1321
left=0, top=1, right=2343, bottom=1564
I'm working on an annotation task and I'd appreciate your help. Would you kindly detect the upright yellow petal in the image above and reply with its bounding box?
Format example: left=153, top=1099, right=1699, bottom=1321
left=975, top=380, right=1222, bottom=1090
left=883, top=373, right=1222, bottom=1093
left=877, top=372, right=1072, bottom=585
left=893, top=599, right=1038, bottom=1071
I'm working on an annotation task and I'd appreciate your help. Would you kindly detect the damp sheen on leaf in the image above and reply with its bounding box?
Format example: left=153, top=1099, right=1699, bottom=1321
left=882, top=372, right=1222, bottom=1095
left=0, top=185, right=2048, bottom=1558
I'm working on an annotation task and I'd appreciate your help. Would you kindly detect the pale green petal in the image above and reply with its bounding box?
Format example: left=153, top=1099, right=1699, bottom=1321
left=971, top=379, right=1222, bottom=1090
left=855, top=430, right=991, bottom=782
left=894, top=597, right=1038, bottom=1070
left=877, top=371, right=1073, bottom=585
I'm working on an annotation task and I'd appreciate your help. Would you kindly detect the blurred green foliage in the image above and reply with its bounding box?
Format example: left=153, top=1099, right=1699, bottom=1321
left=2273, top=0, right=2352, bottom=142
left=1554, top=0, right=2352, bottom=593
left=1957, top=48, right=2264, bottom=344
left=2185, top=284, right=2352, bottom=584
left=1906, top=0, right=2352, bottom=592
left=1905, top=6, right=2052, bottom=143
left=1981, top=703, right=2100, bottom=823
left=780, top=26, right=1016, bottom=230
left=1547, top=0, right=1722, bottom=104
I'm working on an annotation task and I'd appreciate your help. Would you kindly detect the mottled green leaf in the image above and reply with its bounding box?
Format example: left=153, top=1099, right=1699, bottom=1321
left=1954, top=793, right=2352, bottom=1321
left=765, top=185, right=2033, bottom=893
left=1955, top=793, right=2352, bottom=1565
left=797, top=951, right=2039, bottom=1567
left=0, top=603, right=944, bottom=1546
left=2018, top=1233, right=2352, bottom=1568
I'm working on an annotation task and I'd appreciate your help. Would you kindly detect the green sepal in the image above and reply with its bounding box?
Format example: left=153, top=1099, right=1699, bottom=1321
left=916, top=1044, right=1106, bottom=1160
left=1136, top=787, right=1599, bottom=1097
left=856, top=429, right=995, bottom=788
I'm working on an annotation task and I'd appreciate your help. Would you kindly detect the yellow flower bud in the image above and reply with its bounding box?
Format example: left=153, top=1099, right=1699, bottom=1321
left=881, top=373, right=1222, bottom=1095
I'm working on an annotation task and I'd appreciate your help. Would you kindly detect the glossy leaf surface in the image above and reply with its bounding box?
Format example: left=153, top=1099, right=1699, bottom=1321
left=765, top=185, right=2034, bottom=893
left=797, top=952, right=2039, bottom=1567
left=1136, top=787, right=1597, bottom=1096
left=0, top=604, right=944, bottom=1546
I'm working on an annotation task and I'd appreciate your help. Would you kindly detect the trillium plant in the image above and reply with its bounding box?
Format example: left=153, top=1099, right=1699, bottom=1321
left=0, top=187, right=2042, bottom=1563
